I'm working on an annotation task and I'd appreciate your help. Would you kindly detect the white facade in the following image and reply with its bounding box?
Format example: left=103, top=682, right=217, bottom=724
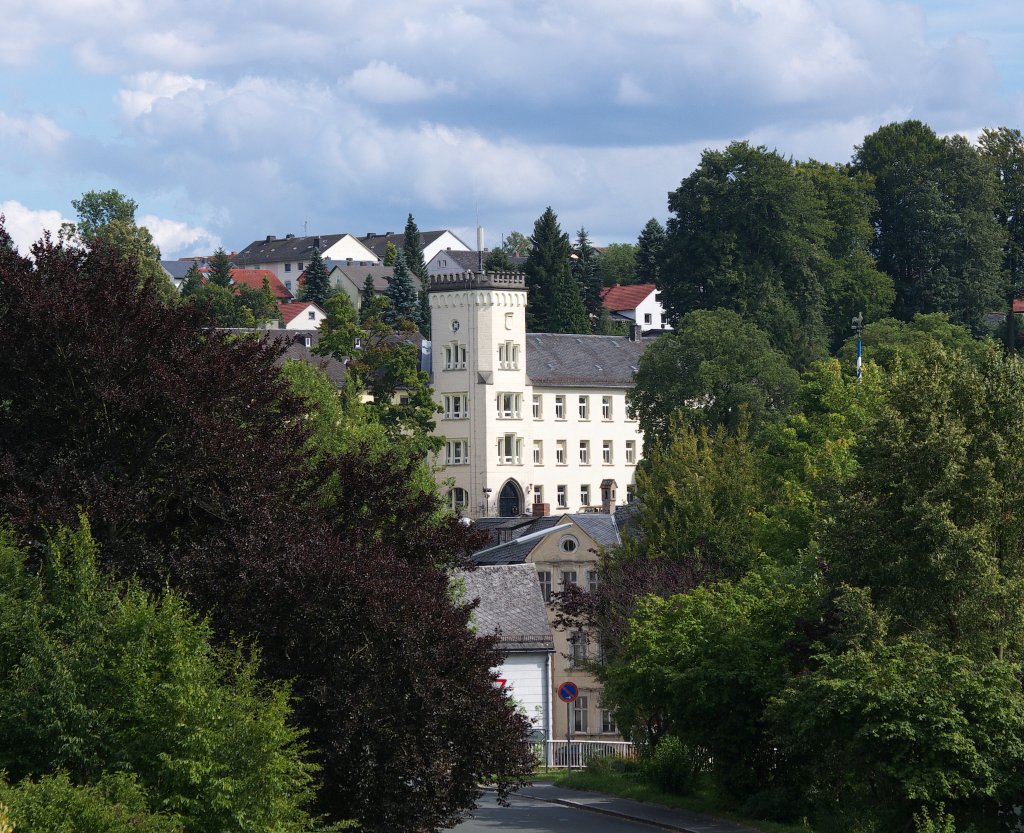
left=498, top=653, right=551, bottom=741
left=422, top=230, right=471, bottom=262
left=429, top=272, right=644, bottom=518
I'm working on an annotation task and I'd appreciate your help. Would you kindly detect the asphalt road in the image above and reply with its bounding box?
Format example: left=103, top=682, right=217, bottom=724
left=448, top=791, right=666, bottom=832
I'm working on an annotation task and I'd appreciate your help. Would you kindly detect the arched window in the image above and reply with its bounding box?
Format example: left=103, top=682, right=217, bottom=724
left=449, top=487, right=469, bottom=511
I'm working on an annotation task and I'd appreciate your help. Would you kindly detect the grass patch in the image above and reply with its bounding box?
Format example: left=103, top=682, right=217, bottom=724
left=543, top=768, right=811, bottom=833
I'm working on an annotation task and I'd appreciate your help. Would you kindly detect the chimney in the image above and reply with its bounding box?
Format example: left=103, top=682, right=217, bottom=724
left=629, top=323, right=642, bottom=342
left=477, top=226, right=485, bottom=272
left=313, top=236, right=321, bottom=250
left=532, top=502, right=550, bottom=517
left=265, top=235, right=276, bottom=242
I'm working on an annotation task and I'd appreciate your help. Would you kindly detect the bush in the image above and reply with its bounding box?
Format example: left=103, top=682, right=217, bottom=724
left=642, top=735, right=702, bottom=795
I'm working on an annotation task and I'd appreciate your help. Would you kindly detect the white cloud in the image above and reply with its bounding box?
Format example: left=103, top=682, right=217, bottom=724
left=117, top=71, right=208, bottom=119
left=0, top=112, right=69, bottom=154
left=0, top=201, right=70, bottom=253
left=615, top=75, right=655, bottom=106
left=343, top=61, right=455, bottom=103
left=139, top=214, right=221, bottom=258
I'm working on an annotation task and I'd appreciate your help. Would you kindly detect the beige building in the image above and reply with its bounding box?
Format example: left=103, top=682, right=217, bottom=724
left=428, top=271, right=645, bottom=518
left=471, top=512, right=624, bottom=743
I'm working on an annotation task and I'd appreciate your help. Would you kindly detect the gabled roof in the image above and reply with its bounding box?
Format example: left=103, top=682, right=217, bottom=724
left=278, top=301, right=325, bottom=326
left=469, top=513, right=621, bottom=564
left=458, top=565, right=553, bottom=653
left=160, top=260, right=194, bottom=280
left=526, top=333, right=645, bottom=387
left=429, top=250, right=527, bottom=272
left=234, top=234, right=376, bottom=266
left=358, top=230, right=467, bottom=259
left=228, top=268, right=292, bottom=301
left=600, top=283, right=658, bottom=312
left=328, top=263, right=395, bottom=292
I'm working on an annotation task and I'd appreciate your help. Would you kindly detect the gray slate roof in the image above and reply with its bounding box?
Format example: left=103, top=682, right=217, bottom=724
left=469, top=513, right=620, bottom=565
left=429, top=250, right=528, bottom=273
left=459, top=564, right=554, bottom=652
left=526, top=333, right=645, bottom=388
left=572, top=513, right=622, bottom=549
left=328, top=263, right=395, bottom=292
left=160, top=260, right=194, bottom=280
left=234, top=234, right=356, bottom=266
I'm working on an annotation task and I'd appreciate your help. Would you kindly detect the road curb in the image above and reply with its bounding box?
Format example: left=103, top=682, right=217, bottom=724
left=513, top=788, right=703, bottom=833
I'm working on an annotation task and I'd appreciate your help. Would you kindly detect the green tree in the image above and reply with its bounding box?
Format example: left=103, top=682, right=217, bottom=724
left=628, top=308, right=800, bottom=439
left=854, top=121, right=1006, bottom=334
left=635, top=217, right=665, bottom=282
left=300, top=246, right=330, bottom=306
left=418, top=288, right=431, bottom=338
left=836, top=312, right=991, bottom=372
left=61, top=190, right=176, bottom=303
left=179, top=260, right=203, bottom=295
left=824, top=345, right=1024, bottom=660
left=0, top=772, right=182, bottom=833
left=207, top=246, right=233, bottom=288
left=483, top=247, right=516, bottom=272
left=979, top=127, right=1024, bottom=351
left=402, top=214, right=428, bottom=281
left=598, top=242, right=637, bottom=286
left=183, top=281, right=255, bottom=327
left=0, top=522, right=318, bottom=833
left=360, top=273, right=376, bottom=322
left=501, top=230, right=531, bottom=257
left=572, top=227, right=603, bottom=325
left=660, top=142, right=848, bottom=365
left=524, top=207, right=574, bottom=331
left=383, top=250, right=420, bottom=328
left=383, top=241, right=398, bottom=266
left=237, top=277, right=280, bottom=325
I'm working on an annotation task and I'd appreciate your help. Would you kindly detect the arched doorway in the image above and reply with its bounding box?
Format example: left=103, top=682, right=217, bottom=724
left=498, top=480, right=523, bottom=517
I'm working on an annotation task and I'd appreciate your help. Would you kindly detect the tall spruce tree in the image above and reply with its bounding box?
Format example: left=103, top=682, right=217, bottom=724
left=383, top=241, right=398, bottom=266
left=572, top=227, right=603, bottom=327
left=208, top=247, right=233, bottom=288
left=180, top=260, right=204, bottom=295
left=360, top=274, right=376, bottom=324
left=402, top=214, right=428, bottom=282
left=524, top=207, right=574, bottom=332
left=418, top=289, right=431, bottom=338
left=300, top=247, right=330, bottom=306
left=635, top=217, right=665, bottom=282
left=383, top=250, right=420, bottom=328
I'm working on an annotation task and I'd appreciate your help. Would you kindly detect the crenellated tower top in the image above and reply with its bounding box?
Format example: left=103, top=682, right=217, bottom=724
left=428, top=271, right=526, bottom=293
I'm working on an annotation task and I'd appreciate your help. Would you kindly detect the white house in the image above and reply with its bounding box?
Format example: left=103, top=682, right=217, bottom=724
left=600, top=283, right=672, bottom=333
left=270, top=301, right=328, bottom=330
left=457, top=564, right=554, bottom=747
left=234, top=234, right=380, bottom=296
left=359, top=229, right=470, bottom=264
left=428, top=271, right=645, bottom=518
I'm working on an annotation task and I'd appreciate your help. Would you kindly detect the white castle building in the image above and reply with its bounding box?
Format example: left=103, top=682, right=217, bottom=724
left=428, top=271, right=645, bottom=518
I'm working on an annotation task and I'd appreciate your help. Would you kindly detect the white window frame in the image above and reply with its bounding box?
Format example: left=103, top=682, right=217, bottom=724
left=625, top=440, right=636, bottom=464
left=578, top=395, right=589, bottom=420
left=580, top=484, right=591, bottom=506
left=444, top=342, right=467, bottom=370
left=554, top=395, right=565, bottom=420
left=600, top=709, right=617, bottom=734
left=556, top=440, right=567, bottom=465
left=445, top=440, right=468, bottom=465
left=573, top=694, right=590, bottom=733
left=498, top=340, right=520, bottom=369
left=449, top=487, right=469, bottom=510
left=587, top=569, right=600, bottom=593
left=443, top=394, right=468, bottom=420
left=497, top=392, right=521, bottom=419
left=537, top=570, right=552, bottom=603
left=533, top=440, right=543, bottom=464
left=602, top=440, right=613, bottom=465
left=579, top=440, right=590, bottom=465
left=532, top=394, right=542, bottom=419
left=497, top=433, right=523, bottom=465
left=557, top=485, right=567, bottom=508
left=602, top=395, right=612, bottom=420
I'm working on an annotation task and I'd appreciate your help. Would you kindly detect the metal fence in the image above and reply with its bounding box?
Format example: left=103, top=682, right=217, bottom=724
left=531, top=739, right=636, bottom=769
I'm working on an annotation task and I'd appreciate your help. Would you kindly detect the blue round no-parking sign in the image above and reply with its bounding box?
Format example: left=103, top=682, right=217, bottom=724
left=557, top=681, right=579, bottom=703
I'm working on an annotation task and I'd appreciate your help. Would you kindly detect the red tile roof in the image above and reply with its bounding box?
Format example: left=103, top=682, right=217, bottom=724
left=278, top=302, right=323, bottom=325
left=600, top=283, right=657, bottom=311
left=1014, top=298, right=1024, bottom=314
left=229, top=268, right=292, bottom=301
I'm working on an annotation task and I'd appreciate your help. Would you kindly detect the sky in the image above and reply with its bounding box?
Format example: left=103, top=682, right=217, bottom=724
left=1, top=0, right=1022, bottom=259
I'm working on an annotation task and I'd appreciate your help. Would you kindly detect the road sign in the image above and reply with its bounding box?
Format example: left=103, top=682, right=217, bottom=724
left=495, top=678, right=507, bottom=689
left=557, top=681, right=579, bottom=703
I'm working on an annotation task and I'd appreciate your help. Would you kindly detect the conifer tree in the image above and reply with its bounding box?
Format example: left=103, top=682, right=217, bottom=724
left=360, top=274, right=376, bottom=324
left=403, top=214, right=428, bottom=281
left=635, top=217, right=665, bottom=282
left=383, top=250, right=420, bottom=328
left=418, top=289, right=431, bottom=338
left=549, top=265, right=591, bottom=334
left=383, top=241, right=398, bottom=266
left=300, top=247, right=330, bottom=306
left=572, top=227, right=603, bottom=326
left=180, top=260, right=204, bottom=296
left=524, top=207, right=576, bottom=332
left=208, top=247, right=233, bottom=288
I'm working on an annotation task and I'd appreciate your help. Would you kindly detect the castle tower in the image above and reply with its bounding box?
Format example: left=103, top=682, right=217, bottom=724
left=429, top=272, right=534, bottom=518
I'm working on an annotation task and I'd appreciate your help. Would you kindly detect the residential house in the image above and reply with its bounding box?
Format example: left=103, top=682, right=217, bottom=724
left=427, top=271, right=645, bottom=519
left=470, top=512, right=624, bottom=745
left=600, top=283, right=672, bottom=333
left=234, top=234, right=380, bottom=297
left=359, top=229, right=470, bottom=264
left=271, top=301, right=328, bottom=330
left=457, top=564, right=554, bottom=746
